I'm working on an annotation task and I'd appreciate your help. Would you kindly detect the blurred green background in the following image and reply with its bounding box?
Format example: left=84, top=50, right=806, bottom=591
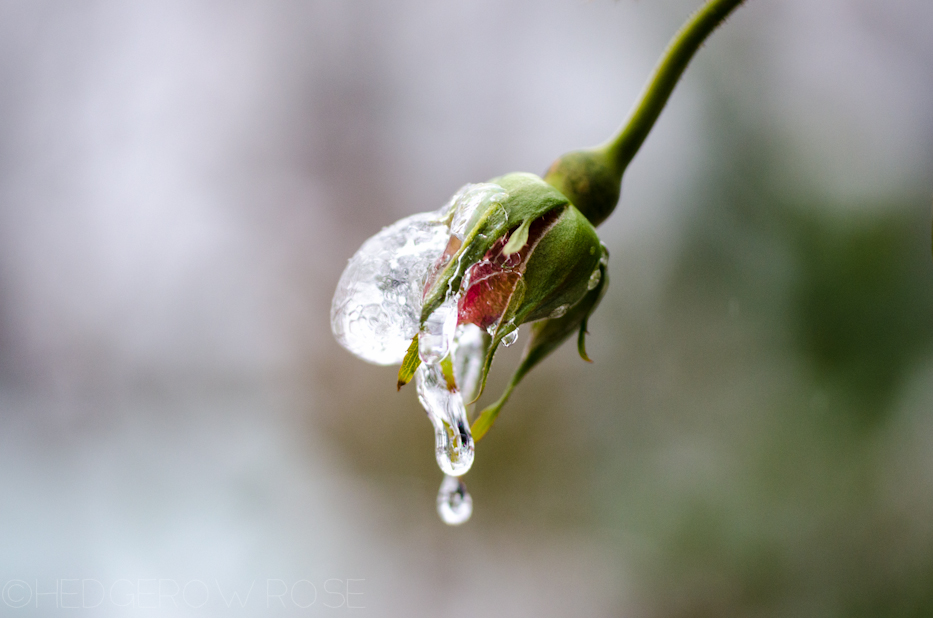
left=1, top=0, right=931, bottom=616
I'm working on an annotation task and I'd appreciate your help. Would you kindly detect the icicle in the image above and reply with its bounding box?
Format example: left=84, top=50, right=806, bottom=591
left=418, top=298, right=458, bottom=365
left=415, top=362, right=474, bottom=477
left=451, top=324, right=487, bottom=404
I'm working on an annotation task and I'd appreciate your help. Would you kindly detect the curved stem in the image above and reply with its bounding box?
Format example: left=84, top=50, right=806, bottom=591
left=602, top=0, right=746, bottom=174
left=471, top=370, right=521, bottom=442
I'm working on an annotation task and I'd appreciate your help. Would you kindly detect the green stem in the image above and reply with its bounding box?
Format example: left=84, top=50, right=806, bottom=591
left=471, top=370, right=522, bottom=442
left=544, top=0, right=746, bottom=226
left=602, top=0, right=746, bottom=175
left=494, top=0, right=748, bottom=440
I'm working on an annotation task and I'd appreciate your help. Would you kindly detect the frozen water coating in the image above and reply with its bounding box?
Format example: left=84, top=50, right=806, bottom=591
left=447, top=184, right=509, bottom=240
left=331, top=210, right=450, bottom=365
left=415, top=362, right=474, bottom=477
left=451, top=324, right=487, bottom=404
left=418, top=297, right=458, bottom=365
left=331, top=182, right=508, bottom=366
left=412, top=184, right=511, bottom=481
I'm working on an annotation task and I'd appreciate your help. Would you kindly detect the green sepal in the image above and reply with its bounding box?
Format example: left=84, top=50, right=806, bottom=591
left=543, top=147, right=621, bottom=227
left=420, top=173, right=570, bottom=324
left=396, top=335, right=421, bottom=390
left=510, top=205, right=603, bottom=325
left=471, top=387, right=511, bottom=442
left=521, top=246, right=608, bottom=376
left=472, top=247, right=609, bottom=441
left=577, top=253, right=608, bottom=362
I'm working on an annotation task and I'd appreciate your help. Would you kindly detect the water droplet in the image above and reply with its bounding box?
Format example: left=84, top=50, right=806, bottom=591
left=501, top=328, right=519, bottom=347
left=437, top=475, right=473, bottom=525
left=549, top=304, right=570, bottom=319
left=587, top=266, right=602, bottom=290
left=416, top=363, right=474, bottom=476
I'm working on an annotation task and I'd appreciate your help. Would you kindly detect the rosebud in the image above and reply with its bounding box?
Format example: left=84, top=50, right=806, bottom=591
left=332, top=170, right=609, bottom=477
left=471, top=243, right=608, bottom=440
left=406, top=173, right=606, bottom=404
left=331, top=0, right=747, bottom=523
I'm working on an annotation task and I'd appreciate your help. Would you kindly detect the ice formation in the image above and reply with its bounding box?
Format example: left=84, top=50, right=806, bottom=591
left=331, top=183, right=511, bottom=525
left=330, top=210, right=450, bottom=366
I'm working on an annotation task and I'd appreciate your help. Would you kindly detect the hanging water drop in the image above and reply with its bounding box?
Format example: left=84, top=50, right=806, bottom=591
left=501, top=328, right=519, bottom=347
left=437, top=474, right=473, bottom=525
left=587, top=265, right=602, bottom=291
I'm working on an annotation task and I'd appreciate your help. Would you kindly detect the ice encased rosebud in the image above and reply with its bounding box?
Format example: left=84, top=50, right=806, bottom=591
left=332, top=172, right=608, bottom=459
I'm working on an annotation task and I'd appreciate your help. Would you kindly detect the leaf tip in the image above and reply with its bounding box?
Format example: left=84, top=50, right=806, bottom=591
left=397, top=335, right=421, bottom=390
left=471, top=406, right=497, bottom=442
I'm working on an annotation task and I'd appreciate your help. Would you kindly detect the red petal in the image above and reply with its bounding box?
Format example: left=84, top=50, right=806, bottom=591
left=458, top=262, right=521, bottom=331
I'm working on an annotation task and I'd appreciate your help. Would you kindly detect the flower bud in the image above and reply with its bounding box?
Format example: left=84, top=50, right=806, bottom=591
left=416, top=172, right=605, bottom=402
left=419, top=172, right=570, bottom=324
left=471, top=246, right=608, bottom=440
left=333, top=170, right=610, bottom=449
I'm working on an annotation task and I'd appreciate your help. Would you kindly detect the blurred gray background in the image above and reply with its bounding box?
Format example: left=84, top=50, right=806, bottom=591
left=1, top=0, right=932, bottom=616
